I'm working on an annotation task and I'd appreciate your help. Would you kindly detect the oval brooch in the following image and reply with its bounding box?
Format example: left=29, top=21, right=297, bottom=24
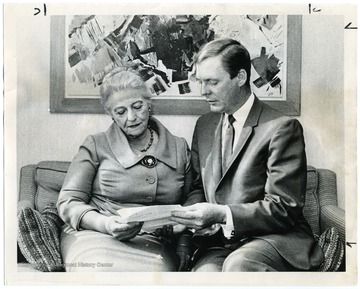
left=141, top=155, right=157, bottom=168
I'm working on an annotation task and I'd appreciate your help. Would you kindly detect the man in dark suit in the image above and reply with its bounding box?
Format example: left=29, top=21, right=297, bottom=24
left=171, top=38, right=324, bottom=271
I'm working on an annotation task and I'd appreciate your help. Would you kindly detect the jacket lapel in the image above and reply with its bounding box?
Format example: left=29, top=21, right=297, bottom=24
left=105, top=117, right=178, bottom=169
left=105, top=123, right=141, bottom=168
left=151, top=118, right=177, bottom=169
left=203, top=114, right=223, bottom=203
left=217, top=96, right=263, bottom=186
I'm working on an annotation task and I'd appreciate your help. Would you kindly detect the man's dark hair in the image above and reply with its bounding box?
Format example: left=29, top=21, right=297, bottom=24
left=194, top=38, right=251, bottom=87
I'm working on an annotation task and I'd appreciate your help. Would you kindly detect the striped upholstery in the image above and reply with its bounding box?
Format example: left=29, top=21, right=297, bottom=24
left=317, top=169, right=338, bottom=207
left=17, top=205, right=64, bottom=272
left=321, top=205, right=345, bottom=244
left=318, top=227, right=344, bottom=271
left=316, top=169, right=345, bottom=244
left=18, top=162, right=70, bottom=214
left=34, top=162, right=69, bottom=213
left=303, top=166, right=321, bottom=237
left=17, top=164, right=37, bottom=212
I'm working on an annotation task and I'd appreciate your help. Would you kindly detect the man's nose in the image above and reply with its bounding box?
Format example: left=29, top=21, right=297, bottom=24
left=200, top=83, right=209, bottom=96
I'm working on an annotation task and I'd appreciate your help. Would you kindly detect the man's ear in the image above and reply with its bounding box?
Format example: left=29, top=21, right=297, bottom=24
left=237, top=69, right=247, bottom=87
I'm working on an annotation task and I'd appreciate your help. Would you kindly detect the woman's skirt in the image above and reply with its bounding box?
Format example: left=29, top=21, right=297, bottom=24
left=60, top=225, right=179, bottom=272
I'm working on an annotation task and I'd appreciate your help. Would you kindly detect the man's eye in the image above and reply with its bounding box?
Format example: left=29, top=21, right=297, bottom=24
left=116, top=110, right=125, bottom=115
left=209, top=80, right=218, bottom=85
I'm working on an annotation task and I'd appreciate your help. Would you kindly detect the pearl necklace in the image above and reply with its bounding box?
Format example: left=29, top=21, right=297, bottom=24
left=140, top=127, right=154, bottom=152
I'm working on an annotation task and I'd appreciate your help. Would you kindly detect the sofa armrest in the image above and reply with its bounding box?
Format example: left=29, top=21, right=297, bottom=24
left=317, top=169, right=338, bottom=207
left=17, top=164, right=37, bottom=213
left=320, top=205, right=345, bottom=243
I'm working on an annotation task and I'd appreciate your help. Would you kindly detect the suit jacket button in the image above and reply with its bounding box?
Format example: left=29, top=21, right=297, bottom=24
left=147, top=177, right=155, bottom=184
left=146, top=196, right=153, bottom=202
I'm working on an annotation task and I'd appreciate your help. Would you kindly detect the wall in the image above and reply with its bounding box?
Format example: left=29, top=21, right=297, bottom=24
left=16, top=15, right=346, bottom=208
left=299, top=15, right=345, bottom=208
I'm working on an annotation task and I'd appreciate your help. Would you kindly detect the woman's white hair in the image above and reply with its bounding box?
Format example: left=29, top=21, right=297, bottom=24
left=100, top=66, right=152, bottom=113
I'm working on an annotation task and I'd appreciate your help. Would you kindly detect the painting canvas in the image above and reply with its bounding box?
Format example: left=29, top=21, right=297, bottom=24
left=50, top=14, right=301, bottom=115
left=65, top=15, right=287, bottom=101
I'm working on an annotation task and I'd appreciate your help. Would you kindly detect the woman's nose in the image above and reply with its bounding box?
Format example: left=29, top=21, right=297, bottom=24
left=127, top=109, right=136, bottom=121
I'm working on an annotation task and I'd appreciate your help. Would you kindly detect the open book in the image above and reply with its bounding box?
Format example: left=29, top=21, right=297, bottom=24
left=116, top=204, right=182, bottom=233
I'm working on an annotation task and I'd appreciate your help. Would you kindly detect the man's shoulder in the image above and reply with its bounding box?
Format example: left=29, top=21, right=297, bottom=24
left=257, top=99, right=295, bottom=124
left=255, top=101, right=303, bottom=137
left=196, top=112, right=221, bottom=127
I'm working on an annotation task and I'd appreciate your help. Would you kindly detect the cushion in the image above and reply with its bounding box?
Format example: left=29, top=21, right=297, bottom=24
left=35, top=162, right=69, bottom=213
left=17, top=204, right=65, bottom=272
left=317, top=227, right=344, bottom=271
left=303, top=166, right=321, bottom=237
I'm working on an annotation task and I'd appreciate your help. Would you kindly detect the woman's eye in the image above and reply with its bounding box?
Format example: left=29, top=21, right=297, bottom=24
left=116, top=110, right=125, bottom=116
left=133, top=104, right=143, bottom=110
left=209, top=80, right=218, bottom=85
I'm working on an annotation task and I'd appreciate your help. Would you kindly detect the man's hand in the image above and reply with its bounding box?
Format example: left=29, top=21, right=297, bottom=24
left=170, top=203, right=227, bottom=231
left=172, top=224, right=188, bottom=234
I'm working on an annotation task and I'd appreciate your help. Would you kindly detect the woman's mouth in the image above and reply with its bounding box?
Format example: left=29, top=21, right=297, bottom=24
left=128, top=123, right=141, bottom=129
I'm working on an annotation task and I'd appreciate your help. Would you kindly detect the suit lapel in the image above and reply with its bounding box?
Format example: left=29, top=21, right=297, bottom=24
left=203, top=114, right=223, bottom=203
left=217, top=97, right=263, bottom=187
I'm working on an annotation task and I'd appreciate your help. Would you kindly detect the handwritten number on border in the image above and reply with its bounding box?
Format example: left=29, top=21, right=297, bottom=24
left=309, top=4, right=321, bottom=14
left=34, top=4, right=47, bottom=16
left=345, top=22, right=358, bottom=29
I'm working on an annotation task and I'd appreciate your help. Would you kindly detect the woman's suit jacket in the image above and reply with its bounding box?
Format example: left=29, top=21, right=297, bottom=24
left=58, top=117, right=204, bottom=230
left=190, top=97, right=324, bottom=270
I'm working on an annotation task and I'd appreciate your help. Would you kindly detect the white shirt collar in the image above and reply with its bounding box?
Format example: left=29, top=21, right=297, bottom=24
left=224, top=93, right=255, bottom=127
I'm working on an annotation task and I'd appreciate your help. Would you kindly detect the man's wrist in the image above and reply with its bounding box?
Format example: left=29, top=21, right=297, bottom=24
left=217, top=205, right=228, bottom=224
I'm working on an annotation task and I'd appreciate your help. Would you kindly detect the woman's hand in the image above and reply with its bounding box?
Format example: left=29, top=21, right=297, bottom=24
left=104, top=215, right=143, bottom=241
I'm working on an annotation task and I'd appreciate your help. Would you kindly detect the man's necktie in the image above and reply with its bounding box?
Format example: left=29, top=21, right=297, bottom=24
left=222, top=114, right=235, bottom=173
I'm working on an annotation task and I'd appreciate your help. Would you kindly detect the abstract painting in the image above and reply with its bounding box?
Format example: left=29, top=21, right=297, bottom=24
left=50, top=15, right=301, bottom=115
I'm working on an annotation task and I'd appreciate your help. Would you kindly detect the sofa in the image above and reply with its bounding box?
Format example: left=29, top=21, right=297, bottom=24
left=17, top=161, right=346, bottom=272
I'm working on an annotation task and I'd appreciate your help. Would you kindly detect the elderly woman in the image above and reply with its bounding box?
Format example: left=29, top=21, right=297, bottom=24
left=57, top=67, right=203, bottom=272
